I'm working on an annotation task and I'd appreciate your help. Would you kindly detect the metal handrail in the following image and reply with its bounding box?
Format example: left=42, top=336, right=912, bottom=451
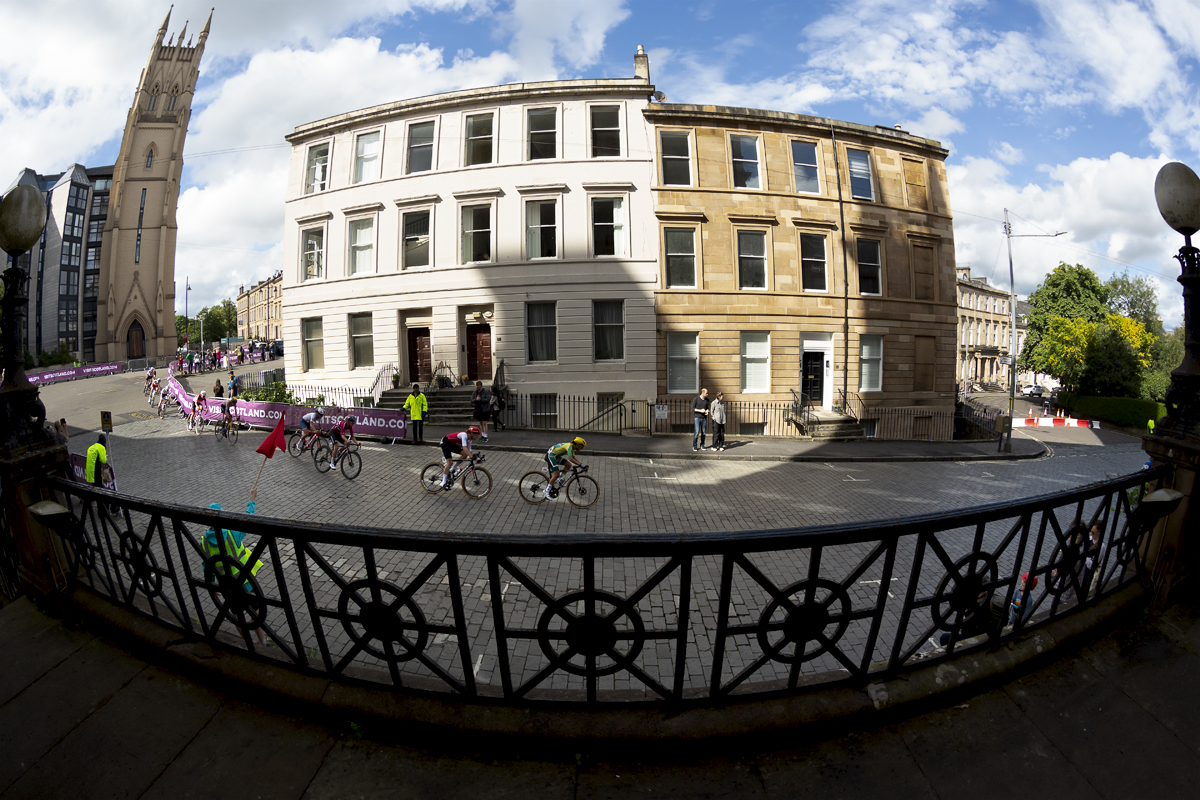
left=578, top=400, right=627, bottom=431
left=789, top=389, right=819, bottom=434
left=48, top=466, right=1167, bottom=706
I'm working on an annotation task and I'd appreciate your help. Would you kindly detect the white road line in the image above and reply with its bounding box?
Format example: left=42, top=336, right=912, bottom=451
left=473, top=654, right=484, bottom=676
left=843, top=476, right=870, bottom=482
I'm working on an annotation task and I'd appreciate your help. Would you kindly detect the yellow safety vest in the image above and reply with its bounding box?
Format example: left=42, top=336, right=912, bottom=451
left=85, top=443, right=107, bottom=484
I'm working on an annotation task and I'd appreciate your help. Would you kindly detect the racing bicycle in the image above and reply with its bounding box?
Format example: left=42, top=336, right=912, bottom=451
left=213, top=415, right=239, bottom=444
left=420, top=453, right=492, bottom=499
left=288, top=429, right=326, bottom=458
left=518, top=463, right=599, bottom=509
left=315, top=439, right=362, bottom=479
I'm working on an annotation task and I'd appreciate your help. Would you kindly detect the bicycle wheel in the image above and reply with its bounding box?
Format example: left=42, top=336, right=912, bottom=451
left=229, top=423, right=239, bottom=444
left=420, top=463, right=445, bottom=493
left=566, top=474, right=599, bottom=509
left=314, top=445, right=332, bottom=473
left=287, top=432, right=304, bottom=457
left=518, top=471, right=549, bottom=505
left=461, top=466, right=492, bottom=499
left=340, top=450, right=362, bottom=479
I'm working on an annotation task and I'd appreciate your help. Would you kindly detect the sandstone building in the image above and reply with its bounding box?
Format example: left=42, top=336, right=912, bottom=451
left=956, top=265, right=1013, bottom=390
left=237, top=270, right=283, bottom=342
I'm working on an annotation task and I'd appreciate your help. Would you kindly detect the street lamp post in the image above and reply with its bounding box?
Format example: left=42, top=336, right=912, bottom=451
left=198, top=312, right=206, bottom=359
left=1153, top=163, right=1200, bottom=441
left=0, top=185, right=49, bottom=451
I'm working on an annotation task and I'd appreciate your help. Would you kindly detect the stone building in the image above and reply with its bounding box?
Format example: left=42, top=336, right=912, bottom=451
left=956, top=265, right=1013, bottom=389
left=3, top=165, right=113, bottom=362
left=94, top=9, right=211, bottom=361
left=644, top=104, right=959, bottom=419
left=237, top=270, right=283, bottom=342
left=279, top=49, right=659, bottom=400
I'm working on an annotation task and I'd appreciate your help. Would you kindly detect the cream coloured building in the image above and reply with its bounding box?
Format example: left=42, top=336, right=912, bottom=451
left=237, top=270, right=283, bottom=342
left=956, top=265, right=1012, bottom=389
left=280, top=50, right=659, bottom=400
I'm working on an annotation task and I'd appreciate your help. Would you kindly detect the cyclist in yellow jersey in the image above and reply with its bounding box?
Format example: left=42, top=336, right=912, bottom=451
left=544, top=437, right=587, bottom=499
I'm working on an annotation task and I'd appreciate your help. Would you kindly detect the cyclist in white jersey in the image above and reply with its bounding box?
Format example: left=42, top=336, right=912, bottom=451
left=439, top=427, right=480, bottom=488
left=299, top=408, right=324, bottom=450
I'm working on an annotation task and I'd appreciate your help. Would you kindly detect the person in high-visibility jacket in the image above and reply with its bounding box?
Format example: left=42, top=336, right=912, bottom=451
left=403, top=383, right=428, bottom=444
left=202, top=487, right=266, bottom=645
left=85, top=434, right=107, bottom=487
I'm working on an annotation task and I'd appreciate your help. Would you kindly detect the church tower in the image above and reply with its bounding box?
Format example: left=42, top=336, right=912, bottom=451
left=96, top=7, right=211, bottom=361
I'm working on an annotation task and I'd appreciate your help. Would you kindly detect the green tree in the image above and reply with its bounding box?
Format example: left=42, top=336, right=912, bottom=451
left=1105, top=270, right=1162, bottom=334
left=1080, top=320, right=1143, bottom=398
left=1143, top=326, right=1185, bottom=402
left=1019, top=262, right=1110, bottom=376
left=1040, top=316, right=1095, bottom=388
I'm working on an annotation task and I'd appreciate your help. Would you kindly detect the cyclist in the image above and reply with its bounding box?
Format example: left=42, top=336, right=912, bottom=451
left=144, top=365, right=156, bottom=392
left=222, top=398, right=238, bottom=433
left=189, top=390, right=207, bottom=433
left=148, top=374, right=162, bottom=405
left=329, top=415, right=358, bottom=471
left=299, top=408, right=324, bottom=451
left=544, top=437, right=587, bottom=499
left=439, top=426, right=481, bottom=489
left=157, top=383, right=172, bottom=417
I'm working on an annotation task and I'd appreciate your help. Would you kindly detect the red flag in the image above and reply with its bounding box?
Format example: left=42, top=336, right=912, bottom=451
left=257, top=417, right=287, bottom=458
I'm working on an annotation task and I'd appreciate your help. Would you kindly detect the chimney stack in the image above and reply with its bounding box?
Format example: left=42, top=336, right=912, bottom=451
left=634, top=45, right=650, bottom=82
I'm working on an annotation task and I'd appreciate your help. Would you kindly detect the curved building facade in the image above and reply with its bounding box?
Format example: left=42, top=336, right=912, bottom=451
left=280, top=52, right=659, bottom=400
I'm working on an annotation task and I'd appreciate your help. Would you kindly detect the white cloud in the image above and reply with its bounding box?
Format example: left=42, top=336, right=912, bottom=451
left=949, top=151, right=1185, bottom=326
left=993, top=142, right=1024, bottom=165
left=898, top=106, right=964, bottom=142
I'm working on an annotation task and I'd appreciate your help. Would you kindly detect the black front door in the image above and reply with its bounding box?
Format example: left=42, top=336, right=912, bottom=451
left=802, top=351, right=823, bottom=406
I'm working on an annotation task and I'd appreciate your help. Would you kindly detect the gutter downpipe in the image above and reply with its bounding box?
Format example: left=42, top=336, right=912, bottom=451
left=832, top=126, right=850, bottom=406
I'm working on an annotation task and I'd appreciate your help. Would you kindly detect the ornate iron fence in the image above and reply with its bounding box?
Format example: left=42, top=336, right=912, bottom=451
left=47, top=468, right=1165, bottom=704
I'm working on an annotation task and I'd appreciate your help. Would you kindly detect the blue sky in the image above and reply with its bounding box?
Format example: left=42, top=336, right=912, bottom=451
left=2, top=0, right=1197, bottom=327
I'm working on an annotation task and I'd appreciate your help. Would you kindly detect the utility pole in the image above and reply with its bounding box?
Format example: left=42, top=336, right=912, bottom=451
left=184, top=278, right=191, bottom=351
left=1003, top=208, right=1066, bottom=451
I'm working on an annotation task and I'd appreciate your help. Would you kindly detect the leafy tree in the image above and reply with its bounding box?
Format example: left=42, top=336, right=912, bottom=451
left=1019, top=263, right=1110, bottom=375
left=1143, top=327, right=1185, bottom=402
left=1080, top=320, right=1143, bottom=398
left=1105, top=270, right=1161, bottom=335
left=1102, top=313, right=1154, bottom=371
left=1040, top=316, right=1095, bottom=388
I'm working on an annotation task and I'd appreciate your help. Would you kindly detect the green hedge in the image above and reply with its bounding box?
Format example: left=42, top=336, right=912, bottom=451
left=1057, top=392, right=1166, bottom=428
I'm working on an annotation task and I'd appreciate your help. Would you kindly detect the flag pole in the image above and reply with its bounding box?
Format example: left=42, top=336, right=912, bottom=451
left=251, top=453, right=269, bottom=496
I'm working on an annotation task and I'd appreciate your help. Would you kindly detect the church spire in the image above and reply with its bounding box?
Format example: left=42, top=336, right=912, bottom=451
left=199, top=8, right=213, bottom=41
left=155, top=5, right=173, bottom=47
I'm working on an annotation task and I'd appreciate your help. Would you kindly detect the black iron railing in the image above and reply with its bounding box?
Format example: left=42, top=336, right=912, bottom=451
left=499, top=394, right=648, bottom=434
left=651, top=397, right=799, bottom=437
left=47, top=468, right=1165, bottom=704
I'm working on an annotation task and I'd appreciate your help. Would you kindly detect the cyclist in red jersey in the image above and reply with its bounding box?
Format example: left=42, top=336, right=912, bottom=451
left=328, top=415, right=359, bottom=471
left=439, top=426, right=480, bottom=488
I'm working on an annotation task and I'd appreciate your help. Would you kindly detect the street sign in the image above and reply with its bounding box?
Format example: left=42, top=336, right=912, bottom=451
left=100, top=411, right=112, bottom=433
left=998, top=356, right=1013, bottom=365
left=654, top=404, right=669, bottom=420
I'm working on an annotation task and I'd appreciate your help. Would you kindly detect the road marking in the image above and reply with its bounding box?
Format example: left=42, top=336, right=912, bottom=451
left=981, top=472, right=994, bottom=478
left=360, top=444, right=387, bottom=451
left=473, top=654, right=484, bottom=676
left=843, top=476, right=870, bottom=482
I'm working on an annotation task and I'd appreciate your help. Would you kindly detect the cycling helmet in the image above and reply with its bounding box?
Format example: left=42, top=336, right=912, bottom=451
left=199, top=390, right=206, bottom=397
left=573, top=436, right=587, bottom=448
left=467, top=426, right=481, bottom=434
left=346, top=416, right=357, bottom=424
left=315, top=408, right=325, bottom=415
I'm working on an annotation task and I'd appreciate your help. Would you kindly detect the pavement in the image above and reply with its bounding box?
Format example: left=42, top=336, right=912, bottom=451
left=2, top=582, right=1198, bottom=799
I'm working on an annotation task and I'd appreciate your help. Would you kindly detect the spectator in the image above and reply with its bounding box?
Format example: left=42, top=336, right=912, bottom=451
left=85, top=434, right=108, bottom=488
left=403, top=384, right=427, bottom=444
left=213, top=378, right=224, bottom=398
left=710, top=391, right=727, bottom=451
left=489, top=385, right=506, bottom=431
left=228, top=370, right=239, bottom=399
left=692, top=388, right=710, bottom=452
left=940, top=590, right=1004, bottom=646
left=471, top=381, right=491, bottom=440
left=1081, top=523, right=1104, bottom=596
left=56, top=418, right=69, bottom=444
left=186, top=350, right=195, bottom=374
left=1009, top=571, right=1038, bottom=626
left=202, top=487, right=267, bottom=646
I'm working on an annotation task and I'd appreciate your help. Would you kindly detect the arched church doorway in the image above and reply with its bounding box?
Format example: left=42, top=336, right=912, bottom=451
left=127, top=320, right=145, bottom=359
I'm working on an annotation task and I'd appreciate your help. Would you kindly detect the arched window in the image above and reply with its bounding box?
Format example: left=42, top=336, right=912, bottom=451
left=145, top=149, right=154, bottom=169
left=147, top=84, right=159, bottom=112
left=166, top=85, right=179, bottom=113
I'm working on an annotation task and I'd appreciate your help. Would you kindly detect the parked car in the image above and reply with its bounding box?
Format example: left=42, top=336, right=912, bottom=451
left=270, top=340, right=284, bottom=357
left=1021, top=385, right=1044, bottom=397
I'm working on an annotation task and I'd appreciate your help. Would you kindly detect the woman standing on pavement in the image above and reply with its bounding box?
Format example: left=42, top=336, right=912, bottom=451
left=710, top=392, right=727, bottom=451
left=471, top=381, right=491, bottom=440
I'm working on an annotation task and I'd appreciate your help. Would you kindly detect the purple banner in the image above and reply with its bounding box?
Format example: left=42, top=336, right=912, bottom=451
left=68, top=453, right=117, bottom=490
left=167, top=365, right=406, bottom=438
left=27, top=362, right=122, bottom=385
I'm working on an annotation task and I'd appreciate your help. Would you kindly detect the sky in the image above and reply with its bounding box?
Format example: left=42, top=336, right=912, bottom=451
left=1, top=0, right=1198, bottom=328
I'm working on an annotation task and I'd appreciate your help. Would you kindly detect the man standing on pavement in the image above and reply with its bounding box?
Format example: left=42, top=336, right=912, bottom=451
left=228, top=371, right=239, bottom=399
left=86, top=434, right=108, bottom=488
left=692, top=388, right=710, bottom=451
left=710, top=391, right=726, bottom=451
left=404, top=384, right=427, bottom=444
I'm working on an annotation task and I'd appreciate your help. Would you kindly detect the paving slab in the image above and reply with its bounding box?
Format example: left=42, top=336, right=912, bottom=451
left=575, top=755, right=765, bottom=800
left=0, top=613, right=94, bottom=707
left=0, top=636, right=146, bottom=793
left=758, top=726, right=937, bottom=800
left=2, top=665, right=225, bottom=800
left=1005, top=655, right=1200, bottom=799
left=141, top=699, right=336, bottom=800
left=899, top=687, right=1101, bottom=800
left=301, top=739, right=576, bottom=800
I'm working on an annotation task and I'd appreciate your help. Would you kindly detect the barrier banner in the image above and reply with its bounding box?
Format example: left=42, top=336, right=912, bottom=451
left=26, top=362, right=122, bottom=385
left=68, top=453, right=117, bottom=490
left=1015, top=416, right=1100, bottom=429
left=167, top=364, right=406, bottom=438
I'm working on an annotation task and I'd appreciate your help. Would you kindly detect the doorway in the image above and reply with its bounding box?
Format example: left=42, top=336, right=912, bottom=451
left=466, top=323, right=492, bottom=382
left=127, top=320, right=145, bottom=359
left=802, top=352, right=823, bottom=407
left=407, top=327, right=431, bottom=384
